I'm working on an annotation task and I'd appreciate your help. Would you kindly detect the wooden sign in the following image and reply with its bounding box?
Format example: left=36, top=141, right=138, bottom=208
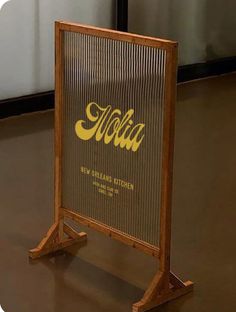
left=29, top=21, right=193, bottom=312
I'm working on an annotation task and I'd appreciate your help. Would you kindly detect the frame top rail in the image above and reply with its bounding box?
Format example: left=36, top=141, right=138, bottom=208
left=56, top=21, right=178, bottom=51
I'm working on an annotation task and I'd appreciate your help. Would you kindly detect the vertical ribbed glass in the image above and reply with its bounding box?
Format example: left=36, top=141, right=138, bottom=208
left=61, top=31, right=166, bottom=247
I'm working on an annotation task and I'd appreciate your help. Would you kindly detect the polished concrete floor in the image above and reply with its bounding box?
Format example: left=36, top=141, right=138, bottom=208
left=0, top=73, right=236, bottom=312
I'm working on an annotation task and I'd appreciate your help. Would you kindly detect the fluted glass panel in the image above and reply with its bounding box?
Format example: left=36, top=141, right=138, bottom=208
left=61, top=31, right=166, bottom=247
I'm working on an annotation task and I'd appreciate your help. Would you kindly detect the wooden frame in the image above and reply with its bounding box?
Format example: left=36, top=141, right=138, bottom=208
left=29, top=21, right=193, bottom=312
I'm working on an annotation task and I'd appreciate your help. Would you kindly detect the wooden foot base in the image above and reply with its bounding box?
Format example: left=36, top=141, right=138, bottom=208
left=29, top=222, right=87, bottom=259
left=132, top=273, right=193, bottom=312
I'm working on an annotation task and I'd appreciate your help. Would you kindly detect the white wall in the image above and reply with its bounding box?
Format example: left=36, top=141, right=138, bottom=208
left=0, top=0, right=236, bottom=100
left=129, top=0, right=236, bottom=65
left=0, top=0, right=114, bottom=100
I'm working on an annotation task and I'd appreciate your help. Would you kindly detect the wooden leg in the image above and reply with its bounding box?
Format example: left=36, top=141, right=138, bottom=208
left=29, top=222, right=87, bottom=259
left=132, top=271, right=193, bottom=312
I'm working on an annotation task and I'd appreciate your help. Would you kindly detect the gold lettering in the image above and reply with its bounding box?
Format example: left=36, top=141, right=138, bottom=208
left=75, top=102, right=107, bottom=140
left=75, top=102, right=145, bottom=152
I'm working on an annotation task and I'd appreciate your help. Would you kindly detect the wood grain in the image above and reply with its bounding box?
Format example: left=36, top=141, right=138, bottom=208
left=57, top=21, right=177, bottom=50
left=63, top=208, right=160, bottom=258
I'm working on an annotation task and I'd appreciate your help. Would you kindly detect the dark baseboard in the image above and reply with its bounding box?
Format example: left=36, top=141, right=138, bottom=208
left=0, top=91, right=54, bottom=119
left=0, top=56, right=236, bottom=119
left=178, top=56, right=236, bottom=83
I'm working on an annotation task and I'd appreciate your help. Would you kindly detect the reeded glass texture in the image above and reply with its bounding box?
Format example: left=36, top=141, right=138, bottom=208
left=62, top=31, right=166, bottom=246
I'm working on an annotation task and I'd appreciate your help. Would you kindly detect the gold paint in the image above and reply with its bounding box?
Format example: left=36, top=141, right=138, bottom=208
left=75, top=102, right=145, bottom=152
